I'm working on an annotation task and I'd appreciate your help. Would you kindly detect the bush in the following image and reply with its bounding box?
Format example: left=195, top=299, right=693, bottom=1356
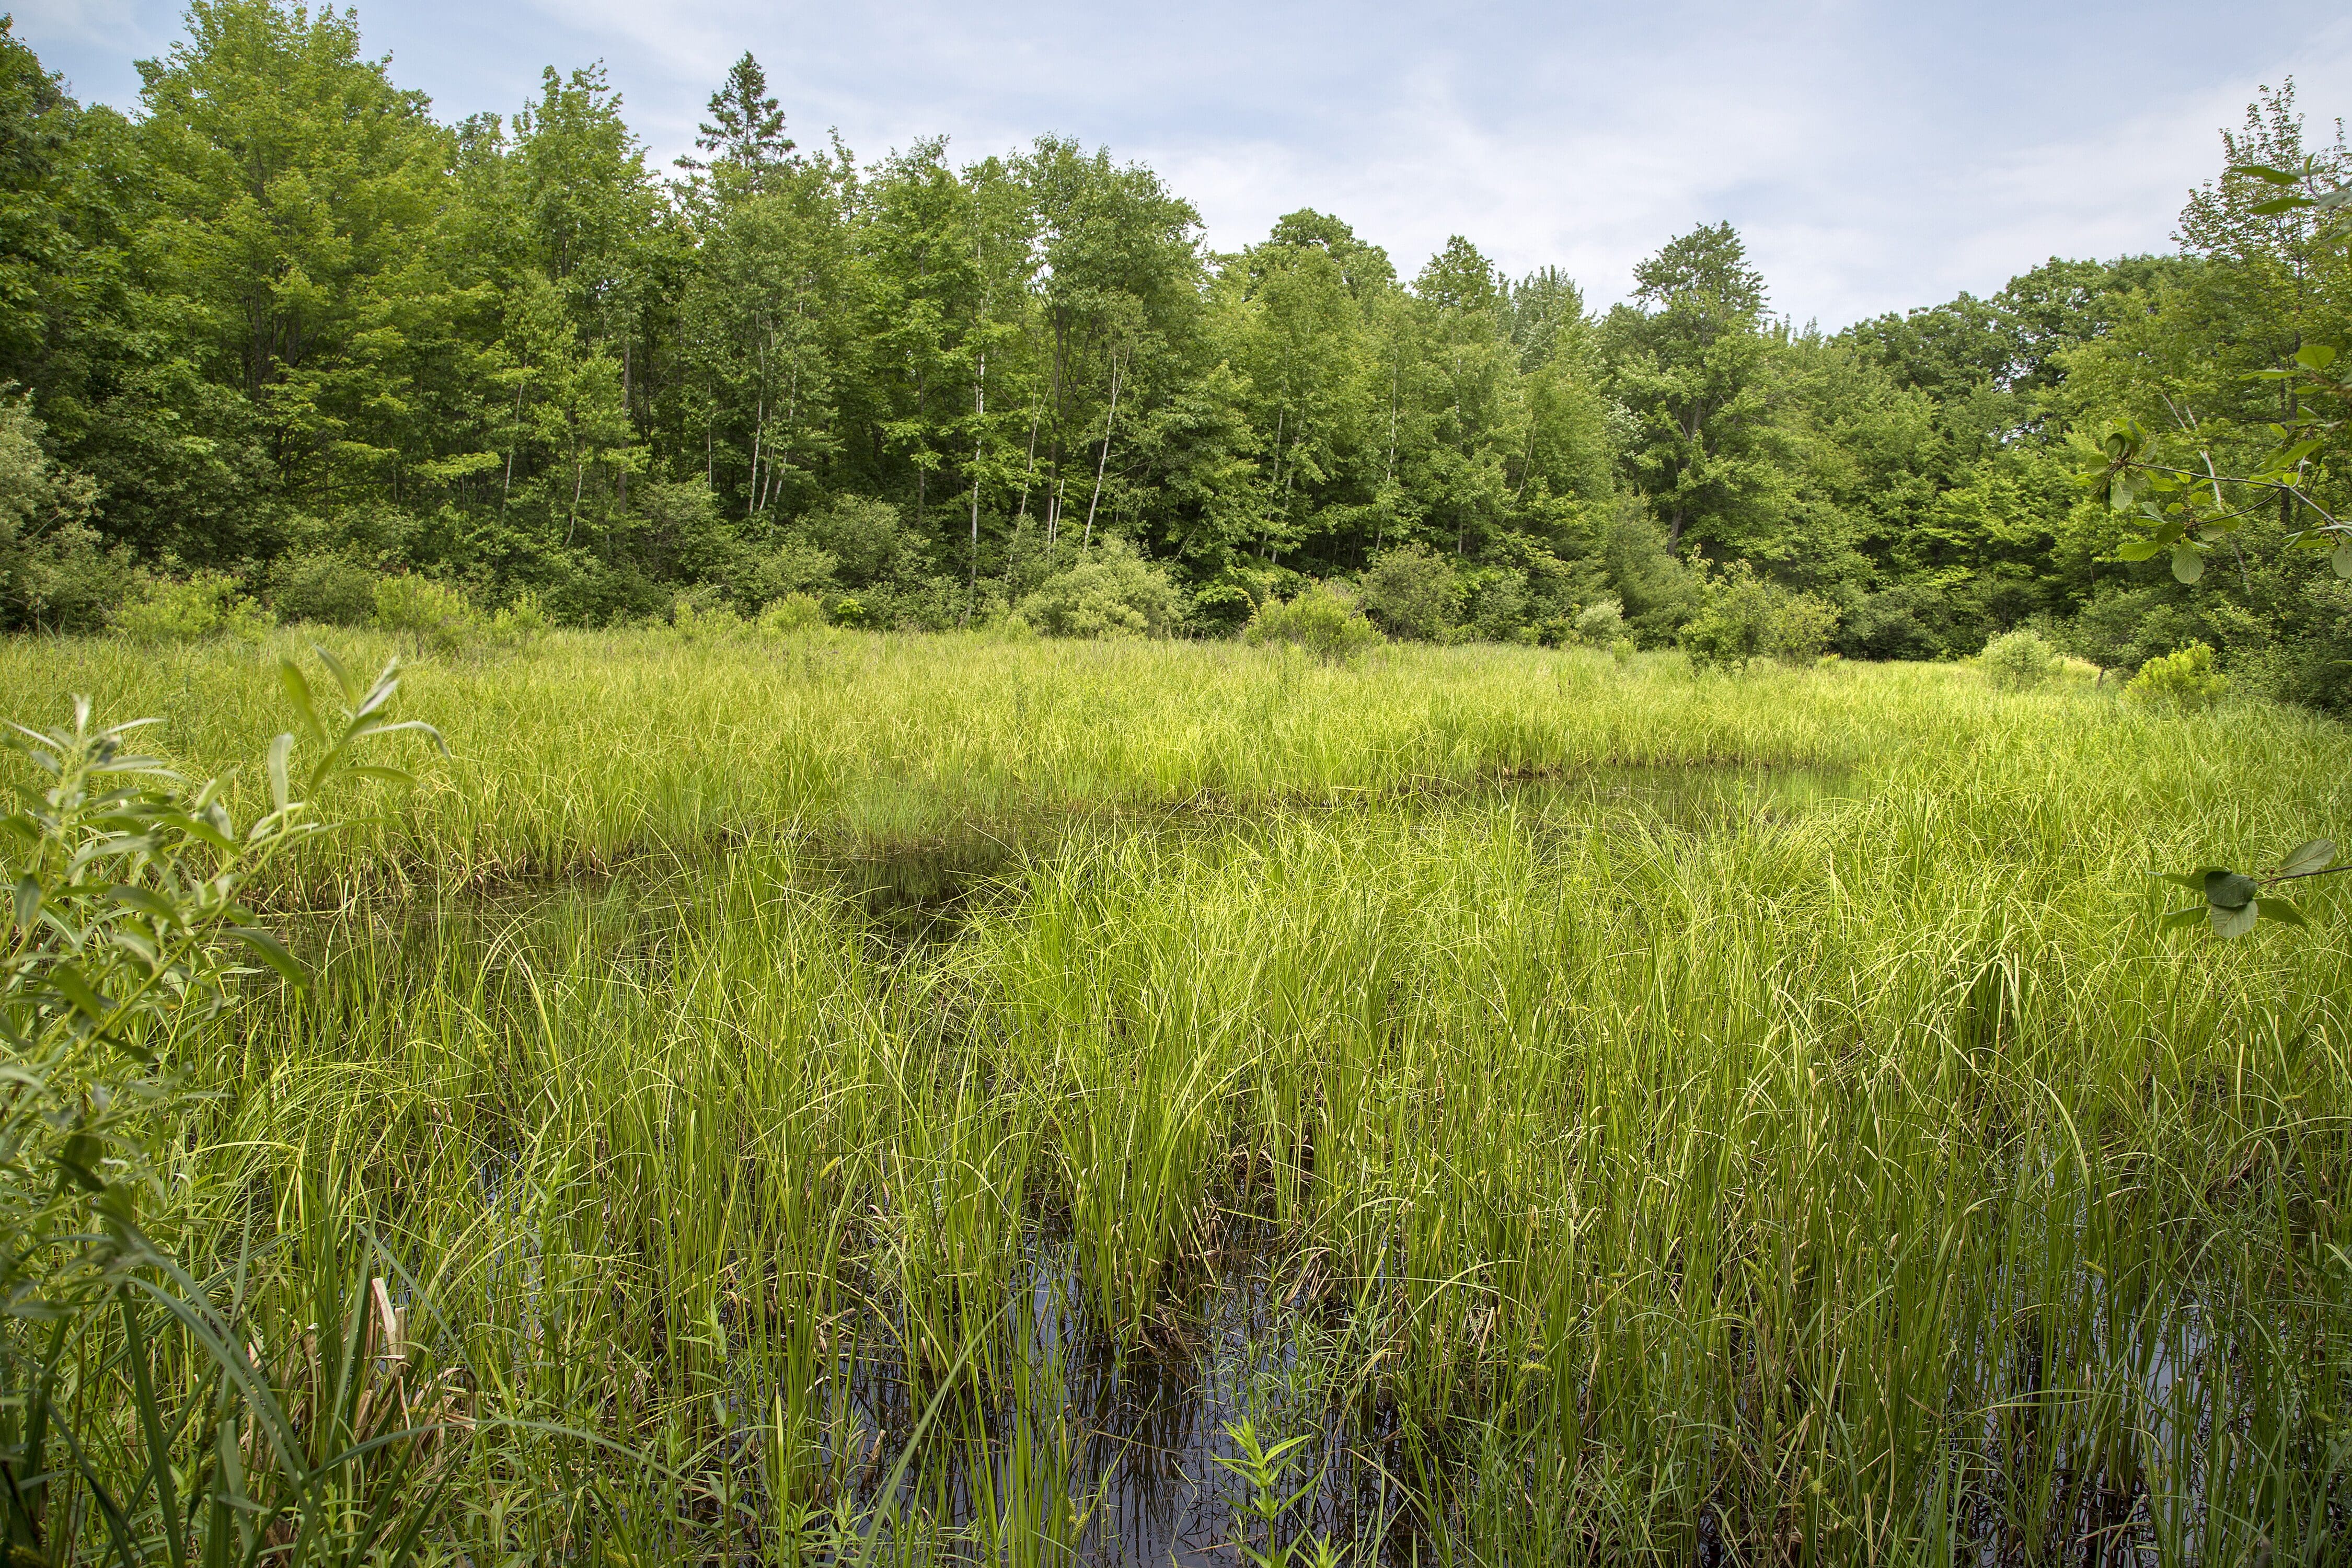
left=0, top=393, right=110, bottom=631
left=1358, top=542, right=1461, bottom=641
left=1466, top=570, right=1529, bottom=643
left=267, top=549, right=378, bottom=625
left=1681, top=563, right=1839, bottom=671
left=1979, top=628, right=2059, bottom=689
left=3, top=663, right=455, bottom=1564
left=737, top=537, right=837, bottom=606
left=1573, top=597, right=1627, bottom=646
left=372, top=573, right=481, bottom=654
left=1017, top=537, right=1183, bottom=639
left=1596, top=498, right=1700, bottom=644
left=756, top=591, right=826, bottom=635
left=1243, top=582, right=1383, bottom=663
left=2125, top=641, right=2229, bottom=708
left=794, top=494, right=904, bottom=588
left=115, top=571, right=273, bottom=643
left=490, top=588, right=549, bottom=647
left=670, top=592, right=744, bottom=641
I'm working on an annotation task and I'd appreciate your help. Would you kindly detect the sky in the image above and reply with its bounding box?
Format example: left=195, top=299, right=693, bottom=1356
left=13, top=0, right=2352, bottom=329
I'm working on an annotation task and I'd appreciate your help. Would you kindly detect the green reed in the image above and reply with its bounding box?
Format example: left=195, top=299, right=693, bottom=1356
left=3, top=627, right=2347, bottom=1563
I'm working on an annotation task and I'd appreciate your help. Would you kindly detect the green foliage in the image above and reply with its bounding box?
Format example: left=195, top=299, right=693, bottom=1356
left=755, top=590, right=826, bottom=635
left=1212, top=1420, right=1340, bottom=1568
left=2124, top=640, right=2229, bottom=707
left=1681, top=562, right=1838, bottom=671
left=1979, top=627, right=2059, bottom=689
left=490, top=587, right=549, bottom=646
left=1572, top=596, right=1627, bottom=645
left=1242, top=581, right=1383, bottom=662
left=670, top=592, right=745, bottom=641
left=1017, top=538, right=1183, bottom=638
left=0, top=8, right=2333, bottom=705
left=2, top=653, right=451, bottom=1563
left=0, top=395, right=109, bottom=632
left=3, top=633, right=2350, bottom=1564
left=113, top=572, right=272, bottom=643
left=372, top=573, right=481, bottom=654
left=1357, top=542, right=1461, bottom=640
left=2154, top=838, right=2342, bottom=938
left=266, top=549, right=378, bottom=625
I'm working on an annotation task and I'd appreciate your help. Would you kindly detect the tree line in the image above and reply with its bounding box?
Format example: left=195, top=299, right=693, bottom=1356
left=0, top=2, right=2345, bottom=705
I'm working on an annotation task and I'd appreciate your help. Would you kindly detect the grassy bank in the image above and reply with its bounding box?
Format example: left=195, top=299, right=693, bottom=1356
left=5, top=630, right=2349, bottom=1564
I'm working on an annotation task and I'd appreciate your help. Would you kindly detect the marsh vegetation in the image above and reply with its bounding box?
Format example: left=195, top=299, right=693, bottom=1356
left=5, top=628, right=2347, bottom=1563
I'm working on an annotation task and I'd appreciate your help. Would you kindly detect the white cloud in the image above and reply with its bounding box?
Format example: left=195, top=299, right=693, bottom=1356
left=15, top=0, right=2352, bottom=326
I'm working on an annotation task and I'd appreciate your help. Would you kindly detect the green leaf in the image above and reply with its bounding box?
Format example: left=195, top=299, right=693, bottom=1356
left=2256, top=897, right=2309, bottom=927
left=13, top=873, right=36, bottom=932
left=2229, top=163, right=2302, bottom=186
left=314, top=643, right=361, bottom=708
left=228, top=927, right=307, bottom=990
left=2278, top=838, right=2336, bottom=878
left=2117, top=539, right=2162, bottom=562
left=2108, top=471, right=2146, bottom=511
left=106, top=885, right=178, bottom=924
left=56, top=1134, right=106, bottom=1192
left=2171, top=544, right=2204, bottom=584
left=2334, top=543, right=2352, bottom=579
left=268, top=731, right=293, bottom=814
left=2252, top=195, right=2315, bottom=216
left=2210, top=900, right=2259, bottom=938
left=2153, top=872, right=2208, bottom=892
left=2294, top=343, right=2338, bottom=371
left=48, top=963, right=109, bottom=1020
left=2204, top=870, right=2258, bottom=909
left=277, top=659, right=325, bottom=748
left=2160, top=906, right=2207, bottom=930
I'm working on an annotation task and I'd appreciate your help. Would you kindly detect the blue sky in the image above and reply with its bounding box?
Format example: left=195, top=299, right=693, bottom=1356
left=15, top=1, right=2352, bottom=328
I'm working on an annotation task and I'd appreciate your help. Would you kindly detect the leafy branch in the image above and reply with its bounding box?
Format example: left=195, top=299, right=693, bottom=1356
left=2081, top=163, right=2349, bottom=585
left=2153, top=838, right=2344, bottom=937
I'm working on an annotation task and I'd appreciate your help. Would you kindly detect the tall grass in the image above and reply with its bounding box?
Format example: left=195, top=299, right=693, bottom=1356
left=4, top=628, right=2347, bottom=1563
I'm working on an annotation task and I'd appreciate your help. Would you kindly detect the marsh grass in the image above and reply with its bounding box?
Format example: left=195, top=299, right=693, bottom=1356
left=2, top=629, right=2348, bottom=1563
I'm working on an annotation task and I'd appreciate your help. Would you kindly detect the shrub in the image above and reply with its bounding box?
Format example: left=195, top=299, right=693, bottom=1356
left=2125, top=641, right=2229, bottom=708
left=670, top=592, right=744, bottom=641
left=794, top=494, right=904, bottom=588
left=2, top=663, right=455, bottom=1563
left=1574, top=597, right=1628, bottom=646
left=1243, top=582, right=1383, bottom=663
left=372, top=573, right=481, bottom=654
left=1358, top=542, right=1461, bottom=641
left=490, top=588, right=549, bottom=647
left=1596, top=498, right=1700, bottom=643
left=1017, top=538, right=1183, bottom=639
left=267, top=549, right=378, bottom=625
left=1682, top=563, right=1838, bottom=671
left=1466, top=570, right=1529, bottom=642
left=756, top=591, right=826, bottom=635
left=1980, top=628, right=2059, bottom=689
left=737, top=537, right=837, bottom=606
left=0, top=393, right=110, bottom=631
left=115, top=572, right=273, bottom=643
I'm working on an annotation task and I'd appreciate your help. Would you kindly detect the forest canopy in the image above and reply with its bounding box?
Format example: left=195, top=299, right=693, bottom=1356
left=0, top=3, right=2347, bottom=705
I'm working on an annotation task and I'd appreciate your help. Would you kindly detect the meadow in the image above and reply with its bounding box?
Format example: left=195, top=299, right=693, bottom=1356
left=4, top=629, right=2349, bottom=1565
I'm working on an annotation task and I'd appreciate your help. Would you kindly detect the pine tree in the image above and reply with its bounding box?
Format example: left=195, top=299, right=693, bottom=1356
left=676, top=52, right=792, bottom=179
